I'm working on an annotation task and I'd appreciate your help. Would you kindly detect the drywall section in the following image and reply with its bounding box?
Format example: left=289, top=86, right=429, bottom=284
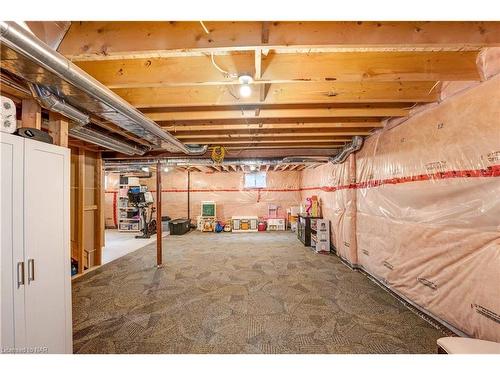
left=105, top=170, right=302, bottom=227
left=299, top=74, right=500, bottom=342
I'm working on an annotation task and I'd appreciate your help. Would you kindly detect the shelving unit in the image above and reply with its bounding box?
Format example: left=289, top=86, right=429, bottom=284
left=118, top=175, right=142, bottom=232
left=297, top=214, right=322, bottom=246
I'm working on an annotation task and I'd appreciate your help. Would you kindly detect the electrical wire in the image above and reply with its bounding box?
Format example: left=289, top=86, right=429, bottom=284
left=210, top=146, right=227, bottom=164
left=210, top=52, right=239, bottom=81
left=199, top=21, right=210, bottom=34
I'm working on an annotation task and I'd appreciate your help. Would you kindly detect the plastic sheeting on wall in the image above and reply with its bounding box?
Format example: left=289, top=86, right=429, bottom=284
left=300, top=156, right=358, bottom=264
left=105, top=170, right=302, bottom=227
left=301, top=74, right=500, bottom=342
left=355, top=74, right=500, bottom=342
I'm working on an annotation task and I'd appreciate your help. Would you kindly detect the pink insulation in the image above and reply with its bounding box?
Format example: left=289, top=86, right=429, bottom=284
left=105, top=170, right=301, bottom=227
left=355, top=75, right=500, bottom=342
left=300, top=156, right=358, bottom=264
left=299, top=74, right=500, bottom=341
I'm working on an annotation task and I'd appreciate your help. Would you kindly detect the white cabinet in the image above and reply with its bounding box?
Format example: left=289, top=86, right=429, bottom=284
left=1, top=133, right=72, bottom=354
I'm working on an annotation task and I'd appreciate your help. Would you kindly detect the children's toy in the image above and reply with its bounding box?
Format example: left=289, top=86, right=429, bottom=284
left=305, top=195, right=319, bottom=217
left=266, top=218, right=286, bottom=231
left=215, top=221, right=224, bottom=233
left=232, top=216, right=258, bottom=232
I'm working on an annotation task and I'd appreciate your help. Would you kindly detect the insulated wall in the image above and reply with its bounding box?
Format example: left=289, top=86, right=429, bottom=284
left=355, top=75, right=500, bottom=342
left=299, top=74, right=500, bottom=342
left=105, top=170, right=301, bottom=227
left=300, top=156, right=358, bottom=264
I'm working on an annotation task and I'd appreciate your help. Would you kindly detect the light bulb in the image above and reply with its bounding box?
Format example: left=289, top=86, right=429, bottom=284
left=239, top=84, right=252, bottom=98
left=141, top=166, right=149, bottom=172
left=163, top=167, right=169, bottom=172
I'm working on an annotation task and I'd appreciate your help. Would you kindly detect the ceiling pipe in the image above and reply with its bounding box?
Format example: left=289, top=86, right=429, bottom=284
left=281, top=156, right=332, bottom=164
left=27, top=81, right=147, bottom=155
left=103, top=157, right=327, bottom=169
left=0, top=21, right=207, bottom=155
left=70, top=126, right=149, bottom=156
left=328, top=136, right=364, bottom=164
left=28, top=82, right=90, bottom=125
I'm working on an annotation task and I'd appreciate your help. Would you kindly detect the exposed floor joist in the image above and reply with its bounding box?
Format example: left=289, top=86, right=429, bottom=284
left=112, top=81, right=440, bottom=108
left=59, top=21, right=500, bottom=61
left=74, top=51, right=480, bottom=88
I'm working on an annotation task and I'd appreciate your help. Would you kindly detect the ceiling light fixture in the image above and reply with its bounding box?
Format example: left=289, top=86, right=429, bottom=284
left=238, top=74, right=253, bottom=98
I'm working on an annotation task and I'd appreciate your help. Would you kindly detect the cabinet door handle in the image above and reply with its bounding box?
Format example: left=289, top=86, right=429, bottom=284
left=17, top=261, right=25, bottom=288
left=28, top=258, right=35, bottom=284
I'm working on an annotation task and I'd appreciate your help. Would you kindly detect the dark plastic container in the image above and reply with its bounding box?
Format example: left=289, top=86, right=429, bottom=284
left=168, top=218, right=190, bottom=235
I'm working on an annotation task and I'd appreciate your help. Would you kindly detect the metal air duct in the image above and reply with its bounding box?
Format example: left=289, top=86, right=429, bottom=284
left=328, top=136, right=364, bottom=164
left=69, top=126, right=149, bottom=156
left=28, top=82, right=90, bottom=125
left=0, top=21, right=207, bottom=155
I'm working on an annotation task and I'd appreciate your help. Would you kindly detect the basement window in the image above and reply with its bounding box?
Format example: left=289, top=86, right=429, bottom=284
left=244, top=172, right=267, bottom=189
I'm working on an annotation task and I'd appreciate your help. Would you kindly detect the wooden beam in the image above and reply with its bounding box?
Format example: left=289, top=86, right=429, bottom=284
left=224, top=143, right=343, bottom=149
left=183, top=137, right=351, bottom=144
left=260, top=83, right=270, bottom=102
left=156, top=160, right=162, bottom=267
left=115, top=81, right=439, bottom=108
left=21, top=99, right=42, bottom=129
left=145, top=106, right=408, bottom=121
left=162, top=122, right=382, bottom=132
left=48, top=112, right=69, bottom=147
left=94, top=154, right=104, bottom=266
left=75, top=51, right=480, bottom=88
left=255, top=49, right=262, bottom=80
left=77, top=148, right=85, bottom=274
left=173, top=130, right=373, bottom=139
left=59, top=22, right=500, bottom=61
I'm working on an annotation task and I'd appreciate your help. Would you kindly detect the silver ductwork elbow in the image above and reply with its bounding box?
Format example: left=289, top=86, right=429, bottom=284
left=69, top=126, right=149, bottom=156
left=26, top=82, right=148, bottom=156
left=28, top=83, right=90, bottom=125
left=328, top=136, right=364, bottom=164
left=1, top=21, right=208, bottom=156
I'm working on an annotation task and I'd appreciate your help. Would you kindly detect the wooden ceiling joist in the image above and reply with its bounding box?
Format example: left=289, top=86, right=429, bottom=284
left=173, top=130, right=374, bottom=139
left=114, top=81, right=439, bottom=108
left=184, top=137, right=350, bottom=145
left=223, top=143, right=343, bottom=149
left=144, top=106, right=409, bottom=122
left=162, top=122, right=382, bottom=132
left=74, top=51, right=480, bottom=88
left=59, top=22, right=500, bottom=61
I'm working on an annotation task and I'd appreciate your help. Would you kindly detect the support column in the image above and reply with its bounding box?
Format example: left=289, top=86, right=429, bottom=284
left=94, top=153, right=104, bottom=266
left=48, top=112, right=69, bottom=147
left=156, top=160, right=163, bottom=267
left=77, top=148, right=85, bottom=274
left=21, top=99, right=42, bottom=129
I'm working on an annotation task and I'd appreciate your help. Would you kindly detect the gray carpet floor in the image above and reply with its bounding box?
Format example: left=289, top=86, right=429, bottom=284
left=72, top=231, right=446, bottom=353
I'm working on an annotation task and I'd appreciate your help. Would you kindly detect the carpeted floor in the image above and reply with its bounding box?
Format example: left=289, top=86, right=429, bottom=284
left=72, top=231, right=446, bottom=354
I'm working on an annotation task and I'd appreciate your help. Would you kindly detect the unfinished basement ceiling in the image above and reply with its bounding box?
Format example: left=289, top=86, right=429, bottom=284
left=2, top=21, right=499, bottom=158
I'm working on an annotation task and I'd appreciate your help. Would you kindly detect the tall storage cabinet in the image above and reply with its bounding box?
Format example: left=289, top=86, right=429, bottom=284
left=1, top=132, right=72, bottom=354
